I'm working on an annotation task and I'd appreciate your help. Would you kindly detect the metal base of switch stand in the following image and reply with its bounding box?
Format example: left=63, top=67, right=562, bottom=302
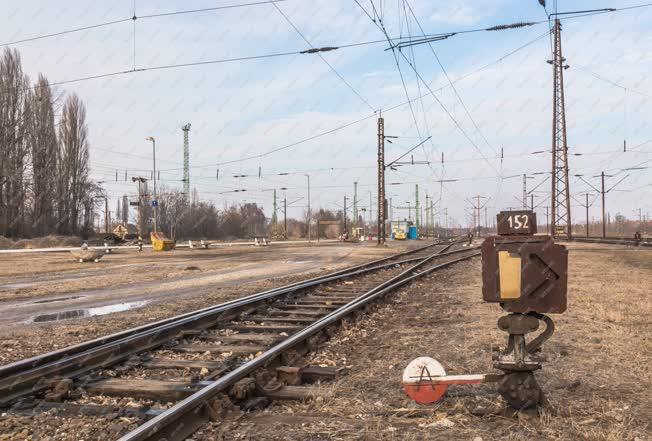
left=493, top=313, right=554, bottom=409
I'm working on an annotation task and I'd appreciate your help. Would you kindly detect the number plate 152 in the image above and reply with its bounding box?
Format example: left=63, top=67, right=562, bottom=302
left=496, top=211, right=537, bottom=235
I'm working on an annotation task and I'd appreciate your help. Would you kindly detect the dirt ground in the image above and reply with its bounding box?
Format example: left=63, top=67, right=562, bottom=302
left=197, top=242, right=651, bottom=441
left=0, top=242, right=649, bottom=441
left=0, top=242, right=401, bottom=364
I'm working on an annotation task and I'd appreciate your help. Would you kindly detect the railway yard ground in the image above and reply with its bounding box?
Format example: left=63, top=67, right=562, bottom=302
left=0, top=241, right=650, bottom=441
left=0, top=241, right=401, bottom=363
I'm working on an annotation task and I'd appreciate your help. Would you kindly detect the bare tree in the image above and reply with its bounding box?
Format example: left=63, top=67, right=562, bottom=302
left=57, top=93, right=90, bottom=235
left=25, top=74, right=58, bottom=235
left=0, top=48, right=30, bottom=237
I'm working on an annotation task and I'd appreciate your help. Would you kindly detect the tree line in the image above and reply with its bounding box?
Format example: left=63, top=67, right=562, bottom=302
left=0, top=47, right=354, bottom=241
left=0, top=47, right=98, bottom=238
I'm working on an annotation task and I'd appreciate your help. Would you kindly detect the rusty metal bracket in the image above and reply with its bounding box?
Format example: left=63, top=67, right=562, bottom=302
left=525, top=312, right=555, bottom=353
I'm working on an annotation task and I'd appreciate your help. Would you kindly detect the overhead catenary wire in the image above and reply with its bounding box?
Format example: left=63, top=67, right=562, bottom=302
left=0, top=0, right=291, bottom=47
left=271, top=2, right=375, bottom=112
left=355, top=0, right=502, bottom=177
left=130, top=30, right=559, bottom=173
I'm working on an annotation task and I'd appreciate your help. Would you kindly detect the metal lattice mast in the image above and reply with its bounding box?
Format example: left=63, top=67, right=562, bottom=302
left=549, top=19, right=571, bottom=238
left=272, top=189, right=278, bottom=224
left=377, top=116, right=385, bottom=245
left=182, top=123, right=191, bottom=199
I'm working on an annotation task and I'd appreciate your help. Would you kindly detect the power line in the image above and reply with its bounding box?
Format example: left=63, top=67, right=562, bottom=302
left=404, top=0, right=499, bottom=159
left=573, top=63, right=652, bottom=98
left=0, top=0, right=290, bottom=48
left=153, top=31, right=556, bottom=172
left=354, top=0, right=502, bottom=175
left=271, top=2, right=375, bottom=112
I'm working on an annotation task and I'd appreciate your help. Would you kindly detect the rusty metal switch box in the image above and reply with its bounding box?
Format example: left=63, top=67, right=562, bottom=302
left=482, top=211, right=568, bottom=313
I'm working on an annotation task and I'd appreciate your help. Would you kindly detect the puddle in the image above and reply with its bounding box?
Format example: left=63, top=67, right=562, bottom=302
left=283, top=259, right=317, bottom=264
left=30, top=300, right=149, bottom=323
left=1, top=282, right=34, bottom=290
left=32, top=295, right=84, bottom=304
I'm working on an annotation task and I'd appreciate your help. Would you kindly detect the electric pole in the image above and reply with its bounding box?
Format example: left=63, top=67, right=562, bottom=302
left=182, top=123, right=191, bottom=199
left=430, top=199, right=434, bottom=238
left=272, top=189, right=278, bottom=225
left=469, top=196, right=489, bottom=237
left=585, top=193, right=590, bottom=237
left=425, top=194, right=430, bottom=238
left=549, top=19, right=572, bottom=239
left=284, top=197, right=287, bottom=240
left=305, top=174, right=311, bottom=242
left=104, top=197, right=109, bottom=234
left=131, top=176, right=147, bottom=235
left=545, top=206, right=549, bottom=235
left=343, top=196, right=348, bottom=233
left=353, top=181, right=358, bottom=233
left=415, top=184, right=420, bottom=236
left=601, top=171, right=606, bottom=238
left=377, top=115, right=385, bottom=245
left=145, top=136, right=158, bottom=233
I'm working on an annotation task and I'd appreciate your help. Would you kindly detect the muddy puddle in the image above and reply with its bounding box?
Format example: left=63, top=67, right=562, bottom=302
left=29, top=300, right=149, bottom=323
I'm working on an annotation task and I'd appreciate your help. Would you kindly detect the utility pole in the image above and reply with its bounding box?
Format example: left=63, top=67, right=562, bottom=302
left=131, top=176, right=147, bottom=235
left=145, top=136, right=158, bottom=233
left=523, top=174, right=528, bottom=209
left=353, top=181, right=358, bottom=233
left=369, top=191, right=373, bottom=235
left=343, top=196, right=348, bottom=233
left=545, top=206, right=550, bottom=235
left=601, top=171, right=606, bottom=238
left=104, top=197, right=109, bottom=234
left=272, top=189, right=278, bottom=225
left=585, top=193, right=590, bottom=237
left=305, top=174, right=311, bottom=242
left=284, top=197, right=287, bottom=240
left=469, top=196, right=488, bottom=237
left=444, top=208, right=448, bottom=237
left=425, top=194, right=430, bottom=238
left=549, top=19, right=572, bottom=239
left=431, top=200, right=434, bottom=237
left=182, top=123, right=191, bottom=199
left=415, top=184, right=420, bottom=235
left=377, top=115, right=385, bottom=245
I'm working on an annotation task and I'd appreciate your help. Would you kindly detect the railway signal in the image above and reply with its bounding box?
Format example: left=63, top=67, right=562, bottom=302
left=403, top=210, right=568, bottom=408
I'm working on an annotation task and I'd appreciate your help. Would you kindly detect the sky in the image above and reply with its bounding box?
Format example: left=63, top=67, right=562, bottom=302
left=3, top=0, right=651, bottom=229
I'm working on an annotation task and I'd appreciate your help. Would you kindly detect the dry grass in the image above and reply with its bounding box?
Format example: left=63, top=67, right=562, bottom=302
left=199, top=243, right=651, bottom=441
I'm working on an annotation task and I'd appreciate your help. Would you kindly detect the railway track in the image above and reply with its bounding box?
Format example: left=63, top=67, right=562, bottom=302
left=569, top=236, right=651, bottom=247
left=1, top=239, right=479, bottom=441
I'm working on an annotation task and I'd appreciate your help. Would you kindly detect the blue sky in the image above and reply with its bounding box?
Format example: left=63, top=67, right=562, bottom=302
left=4, top=0, right=651, bottom=228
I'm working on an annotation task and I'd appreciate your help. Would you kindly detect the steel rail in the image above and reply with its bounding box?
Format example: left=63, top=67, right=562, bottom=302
left=570, top=237, right=651, bottom=246
left=0, top=240, right=447, bottom=379
left=0, top=241, right=459, bottom=406
left=119, top=249, right=480, bottom=441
